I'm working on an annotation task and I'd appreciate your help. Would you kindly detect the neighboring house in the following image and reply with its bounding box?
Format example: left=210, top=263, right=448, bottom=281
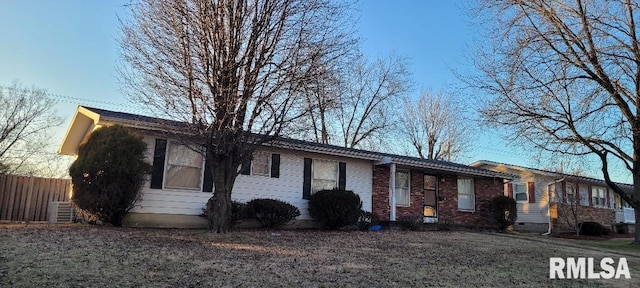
left=59, top=106, right=511, bottom=228
left=471, top=160, right=636, bottom=233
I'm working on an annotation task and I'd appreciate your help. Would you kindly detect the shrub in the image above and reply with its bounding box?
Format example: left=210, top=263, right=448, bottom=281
left=486, top=195, right=517, bottom=231
left=69, top=125, right=152, bottom=227
left=202, top=200, right=248, bottom=230
left=357, top=210, right=380, bottom=231
left=579, top=221, right=611, bottom=236
left=397, top=215, right=422, bottom=231
left=245, top=198, right=300, bottom=228
left=615, top=223, right=628, bottom=234
left=308, top=189, right=362, bottom=230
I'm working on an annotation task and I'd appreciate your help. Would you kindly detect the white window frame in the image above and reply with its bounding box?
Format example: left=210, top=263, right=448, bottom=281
left=513, top=183, right=528, bottom=203
left=395, top=170, right=410, bottom=207
left=457, top=177, right=475, bottom=212
left=163, top=142, right=204, bottom=190
left=591, top=186, right=606, bottom=207
left=251, top=151, right=271, bottom=177
left=311, top=159, right=338, bottom=193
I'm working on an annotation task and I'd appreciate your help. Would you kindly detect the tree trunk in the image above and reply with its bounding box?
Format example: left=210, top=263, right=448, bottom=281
left=206, top=151, right=239, bottom=234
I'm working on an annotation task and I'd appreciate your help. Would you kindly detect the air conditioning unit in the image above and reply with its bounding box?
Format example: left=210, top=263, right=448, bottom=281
left=48, top=202, right=74, bottom=223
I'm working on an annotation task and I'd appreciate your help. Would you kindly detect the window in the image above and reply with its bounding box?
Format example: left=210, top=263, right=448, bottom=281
left=251, top=152, right=270, bottom=176
left=565, top=183, right=576, bottom=203
left=164, top=142, right=203, bottom=190
left=615, top=194, right=626, bottom=210
left=395, top=170, right=410, bottom=207
left=579, top=184, right=589, bottom=206
left=513, top=183, right=528, bottom=202
left=591, top=187, right=606, bottom=207
left=312, top=159, right=338, bottom=193
left=457, top=178, right=475, bottom=211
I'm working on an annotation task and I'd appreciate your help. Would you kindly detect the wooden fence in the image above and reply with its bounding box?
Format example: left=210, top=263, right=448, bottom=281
left=0, top=174, right=71, bottom=222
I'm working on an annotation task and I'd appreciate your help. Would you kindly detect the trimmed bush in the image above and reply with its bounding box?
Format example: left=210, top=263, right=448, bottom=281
left=486, top=195, right=518, bottom=231
left=308, top=189, right=362, bottom=230
left=579, top=221, right=611, bottom=236
left=69, top=125, right=152, bottom=227
left=397, top=215, right=422, bottom=231
left=357, top=210, right=380, bottom=231
left=246, top=198, right=300, bottom=228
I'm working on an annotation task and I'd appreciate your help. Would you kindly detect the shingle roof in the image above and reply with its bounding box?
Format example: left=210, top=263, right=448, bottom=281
left=471, top=160, right=633, bottom=190
left=82, top=106, right=513, bottom=180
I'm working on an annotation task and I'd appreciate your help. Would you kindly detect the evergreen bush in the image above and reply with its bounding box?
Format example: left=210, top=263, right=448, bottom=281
left=245, top=198, right=300, bottom=228
left=486, top=195, right=518, bottom=231
left=308, top=189, right=362, bottom=230
left=69, top=125, right=151, bottom=226
left=579, top=221, right=611, bottom=236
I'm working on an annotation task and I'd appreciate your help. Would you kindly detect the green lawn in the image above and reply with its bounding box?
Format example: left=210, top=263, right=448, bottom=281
left=572, top=238, right=640, bottom=254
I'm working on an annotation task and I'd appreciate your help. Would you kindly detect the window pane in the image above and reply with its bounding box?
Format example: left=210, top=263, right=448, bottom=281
left=458, top=194, right=473, bottom=210
left=579, top=185, right=589, bottom=206
left=164, top=143, right=203, bottom=189
left=514, top=184, right=527, bottom=202
left=165, top=166, right=201, bottom=189
left=424, top=175, right=437, bottom=190
left=312, top=160, right=338, bottom=192
left=314, top=160, right=337, bottom=181
left=167, top=144, right=202, bottom=167
left=395, top=171, right=409, bottom=190
left=395, top=171, right=410, bottom=206
left=457, top=178, right=475, bottom=210
left=396, top=188, right=410, bottom=206
left=252, top=152, right=270, bottom=176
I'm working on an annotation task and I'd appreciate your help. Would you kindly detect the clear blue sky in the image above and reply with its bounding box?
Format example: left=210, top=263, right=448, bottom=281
left=0, top=0, right=625, bottom=181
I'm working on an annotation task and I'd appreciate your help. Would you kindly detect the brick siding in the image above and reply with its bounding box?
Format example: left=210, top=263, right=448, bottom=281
left=372, top=166, right=505, bottom=226
left=550, top=203, right=615, bottom=232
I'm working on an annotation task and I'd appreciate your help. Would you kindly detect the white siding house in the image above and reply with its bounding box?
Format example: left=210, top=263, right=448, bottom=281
left=58, top=107, right=378, bottom=227
left=135, top=135, right=372, bottom=219
left=471, top=160, right=634, bottom=233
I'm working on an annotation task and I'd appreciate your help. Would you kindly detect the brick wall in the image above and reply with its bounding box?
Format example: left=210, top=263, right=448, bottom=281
left=550, top=203, right=615, bottom=232
left=437, top=175, right=505, bottom=226
left=371, top=166, right=505, bottom=226
left=372, top=166, right=390, bottom=220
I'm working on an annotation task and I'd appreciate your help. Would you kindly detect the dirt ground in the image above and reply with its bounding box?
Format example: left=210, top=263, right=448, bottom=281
left=1, top=224, right=639, bottom=287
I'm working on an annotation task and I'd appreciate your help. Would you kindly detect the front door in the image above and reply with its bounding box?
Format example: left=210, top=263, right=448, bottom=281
left=423, top=174, right=438, bottom=220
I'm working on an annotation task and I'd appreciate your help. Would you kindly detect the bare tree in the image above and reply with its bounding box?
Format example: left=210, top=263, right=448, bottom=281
left=119, top=0, right=356, bottom=233
left=0, top=81, right=62, bottom=174
left=399, top=90, right=471, bottom=161
left=336, top=55, right=410, bottom=149
left=293, top=54, right=410, bottom=149
left=467, top=0, right=640, bottom=243
left=293, top=62, right=343, bottom=144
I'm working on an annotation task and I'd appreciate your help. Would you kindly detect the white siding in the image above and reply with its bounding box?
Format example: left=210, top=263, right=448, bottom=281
left=477, top=164, right=552, bottom=225
left=512, top=176, right=552, bottom=224
left=132, top=135, right=373, bottom=220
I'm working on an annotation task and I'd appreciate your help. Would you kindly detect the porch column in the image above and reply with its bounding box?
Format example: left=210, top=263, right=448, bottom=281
left=389, top=163, right=396, bottom=221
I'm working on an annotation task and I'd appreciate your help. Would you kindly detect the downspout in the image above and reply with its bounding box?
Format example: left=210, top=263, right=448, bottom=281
left=389, top=163, right=396, bottom=221
left=542, top=178, right=565, bottom=236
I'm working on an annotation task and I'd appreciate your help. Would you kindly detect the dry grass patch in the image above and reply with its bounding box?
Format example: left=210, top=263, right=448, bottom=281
left=1, top=224, right=639, bottom=287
